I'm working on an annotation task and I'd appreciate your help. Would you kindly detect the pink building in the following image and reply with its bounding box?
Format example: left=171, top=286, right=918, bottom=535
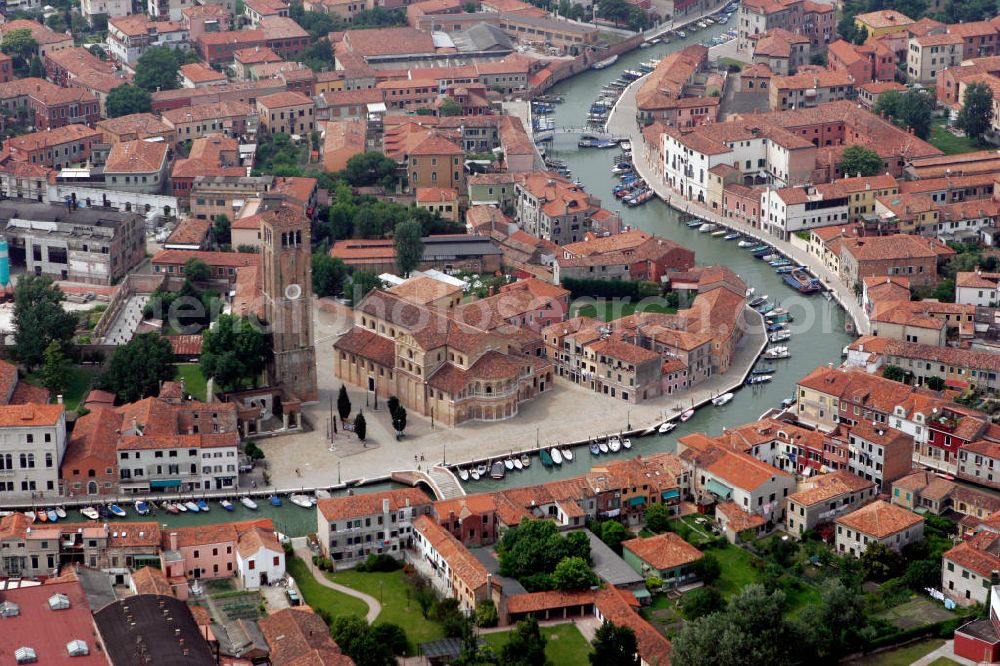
left=162, top=518, right=277, bottom=593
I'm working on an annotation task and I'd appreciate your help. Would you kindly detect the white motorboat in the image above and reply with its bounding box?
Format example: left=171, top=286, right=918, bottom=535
left=680, top=408, right=695, bottom=421
left=658, top=422, right=676, bottom=434
left=550, top=447, right=564, bottom=465
left=608, top=436, right=622, bottom=453
left=520, top=454, right=531, bottom=468
left=504, top=458, right=515, bottom=471
left=738, top=239, right=756, bottom=248
left=24, top=511, right=35, bottom=523
left=185, top=501, right=200, bottom=513
left=622, top=438, right=632, bottom=450
left=599, top=440, right=609, bottom=454
left=562, top=447, right=574, bottom=461
left=698, top=223, right=717, bottom=232
left=712, top=392, right=734, bottom=406
left=175, top=502, right=187, bottom=512
left=770, top=330, right=791, bottom=343
left=80, top=507, right=99, bottom=520
left=55, top=507, right=67, bottom=519
left=470, top=468, right=481, bottom=480
left=134, top=501, right=150, bottom=516
left=220, top=499, right=235, bottom=511
left=764, top=347, right=791, bottom=359
left=290, top=494, right=314, bottom=508
left=476, top=464, right=488, bottom=477
left=458, top=468, right=470, bottom=481
left=513, top=458, right=523, bottom=470
left=240, top=496, right=258, bottom=510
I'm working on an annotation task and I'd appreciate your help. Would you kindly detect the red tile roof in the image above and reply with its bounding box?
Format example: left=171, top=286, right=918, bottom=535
left=835, top=499, right=923, bottom=537
left=622, top=532, right=703, bottom=571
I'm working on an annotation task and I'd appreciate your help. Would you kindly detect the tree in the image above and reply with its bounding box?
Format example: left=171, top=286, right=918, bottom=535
left=690, top=553, right=721, bottom=584
left=337, top=384, right=352, bottom=420
left=643, top=502, right=672, bottom=533
left=682, top=587, right=726, bottom=620
left=387, top=395, right=400, bottom=418
left=99, top=333, right=175, bottom=403
left=882, top=364, right=907, bottom=382
left=212, top=214, right=231, bottom=246
left=184, top=257, right=211, bottom=282
left=329, top=615, right=397, bottom=666
left=394, top=220, right=424, bottom=277
left=134, top=46, right=181, bottom=92
left=797, top=579, right=867, bottom=660
left=40, top=340, right=71, bottom=397
left=1, top=28, right=37, bottom=64
left=312, top=253, right=347, bottom=297
left=475, top=599, right=499, bottom=627
left=392, top=405, right=407, bottom=437
left=500, top=617, right=549, bottom=666
left=590, top=621, right=639, bottom=666
left=106, top=84, right=152, bottom=118
left=88, top=44, right=107, bottom=60
left=904, top=558, right=941, bottom=590
left=199, top=314, right=269, bottom=392
left=439, top=98, right=464, bottom=116
left=897, top=90, right=934, bottom=139
left=343, top=151, right=399, bottom=188
left=874, top=88, right=902, bottom=120
left=13, top=275, right=78, bottom=370
left=552, top=555, right=599, bottom=590
left=596, top=0, right=631, bottom=25
left=859, top=541, right=904, bottom=582
left=497, top=519, right=588, bottom=581
left=369, top=623, right=408, bottom=656
left=597, top=520, right=629, bottom=554
left=348, top=271, right=383, bottom=304
left=27, top=55, right=43, bottom=78
left=839, top=145, right=883, bottom=178
left=809, top=52, right=827, bottom=67
left=926, top=375, right=946, bottom=391
left=956, top=82, right=993, bottom=144
left=354, top=411, right=367, bottom=441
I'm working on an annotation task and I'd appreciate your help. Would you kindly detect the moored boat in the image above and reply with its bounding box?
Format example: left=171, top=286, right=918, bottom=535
left=680, top=408, right=695, bottom=421
left=712, top=392, right=734, bottom=406
left=590, top=441, right=601, bottom=455
left=520, top=454, right=531, bottom=468
left=622, top=438, right=632, bottom=450
left=269, top=495, right=282, bottom=507
left=290, top=494, right=314, bottom=508
left=550, top=447, right=564, bottom=465
left=540, top=448, right=554, bottom=466
left=241, top=496, right=258, bottom=510
left=747, top=374, right=774, bottom=385
left=46, top=509, right=58, bottom=522
left=174, top=502, right=187, bottom=513
left=196, top=499, right=209, bottom=512
left=24, top=511, right=36, bottom=523
left=608, top=436, right=622, bottom=453
left=458, top=468, right=470, bottom=481
left=36, top=510, right=47, bottom=522
left=109, top=504, right=127, bottom=518
left=477, top=464, right=488, bottom=477
left=55, top=507, right=67, bottom=519
left=220, top=499, right=235, bottom=511
left=81, top=507, right=99, bottom=520
left=504, top=458, right=515, bottom=471
left=591, top=54, right=619, bottom=70
left=770, top=330, right=791, bottom=343
left=513, top=457, right=523, bottom=470
left=490, top=461, right=506, bottom=479
left=185, top=501, right=200, bottom=512
left=134, top=501, right=150, bottom=516
left=599, top=440, right=609, bottom=454
left=562, top=447, right=574, bottom=461
left=658, top=421, right=676, bottom=433
left=470, top=467, right=481, bottom=480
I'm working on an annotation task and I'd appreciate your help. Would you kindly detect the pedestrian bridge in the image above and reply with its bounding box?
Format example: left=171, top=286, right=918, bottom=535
left=391, top=466, right=466, bottom=500
left=551, top=128, right=628, bottom=142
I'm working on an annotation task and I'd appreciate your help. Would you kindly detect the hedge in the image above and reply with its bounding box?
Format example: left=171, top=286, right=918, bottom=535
left=561, top=277, right=661, bottom=300
left=864, top=614, right=975, bottom=652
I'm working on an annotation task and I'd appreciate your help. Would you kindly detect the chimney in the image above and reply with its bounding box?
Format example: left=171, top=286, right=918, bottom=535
left=56, top=394, right=63, bottom=405
left=169, top=532, right=178, bottom=551
left=382, top=498, right=390, bottom=514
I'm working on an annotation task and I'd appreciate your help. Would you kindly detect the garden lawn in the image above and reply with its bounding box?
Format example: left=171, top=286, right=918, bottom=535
left=176, top=363, right=208, bottom=401
left=710, top=545, right=759, bottom=598
left=483, top=623, right=592, bottom=665
left=851, top=638, right=944, bottom=665
left=26, top=366, right=98, bottom=412
left=928, top=120, right=979, bottom=155
left=285, top=557, right=368, bottom=622
left=926, top=658, right=962, bottom=665
left=327, top=569, right=444, bottom=653
left=571, top=300, right=676, bottom=321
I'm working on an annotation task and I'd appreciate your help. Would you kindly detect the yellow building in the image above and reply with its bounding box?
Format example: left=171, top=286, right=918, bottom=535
left=256, top=91, right=315, bottom=137
left=854, top=10, right=914, bottom=39
left=408, top=132, right=465, bottom=194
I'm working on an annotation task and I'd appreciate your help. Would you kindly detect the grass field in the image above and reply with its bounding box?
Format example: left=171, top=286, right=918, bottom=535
left=176, top=363, right=208, bottom=401
left=571, top=300, right=676, bottom=321
left=926, top=658, right=961, bottom=666
left=848, top=638, right=945, bottom=666
left=26, top=366, right=98, bottom=412
left=928, top=120, right=979, bottom=155
left=718, top=56, right=746, bottom=70
left=328, top=569, right=444, bottom=653
left=285, top=556, right=369, bottom=622
left=710, top=545, right=760, bottom=598
left=483, top=623, right=592, bottom=665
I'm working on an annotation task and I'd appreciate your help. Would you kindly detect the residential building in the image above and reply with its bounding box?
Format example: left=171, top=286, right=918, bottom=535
left=5, top=125, right=102, bottom=170
left=322, top=119, right=366, bottom=173
left=179, top=62, right=228, bottom=88
left=786, top=471, right=877, bottom=537
left=956, top=271, right=1000, bottom=307
left=411, top=514, right=498, bottom=613
left=553, top=230, right=694, bottom=284
left=957, top=440, right=1000, bottom=490
left=407, top=131, right=465, bottom=195
left=737, top=0, right=836, bottom=54
left=152, top=248, right=260, bottom=280
left=181, top=4, right=231, bottom=41
left=161, top=101, right=256, bottom=142
left=160, top=519, right=279, bottom=585
left=593, top=587, right=672, bottom=666
left=107, top=15, right=189, bottom=68
left=415, top=187, right=460, bottom=222
left=97, top=113, right=176, bottom=145
left=514, top=172, right=617, bottom=245
left=80, top=0, right=132, bottom=25
left=834, top=499, right=924, bottom=556
left=621, top=532, right=703, bottom=586
left=838, top=234, right=954, bottom=289
left=0, top=405, right=66, bottom=501
left=634, top=45, right=717, bottom=126
left=767, top=67, right=856, bottom=112
left=315, top=488, right=433, bottom=563
left=103, top=140, right=169, bottom=194
left=0, top=78, right=101, bottom=131
left=828, top=39, right=896, bottom=83
left=60, top=407, right=119, bottom=498
left=749, top=29, right=811, bottom=76
left=908, top=33, right=964, bottom=84
left=857, top=81, right=908, bottom=111
left=943, top=530, right=1000, bottom=605
left=258, top=607, right=352, bottom=665
left=331, top=235, right=501, bottom=275
left=0, top=20, right=73, bottom=59
left=0, top=201, right=146, bottom=284
left=760, top=183, right=849, bottom=240
left=855, top=10, right=914, bottom=39
left=235, top=526, right=285, bottom=588
left=95, top=595, right=215, bottom=665
left=0, top=579, right=105, bottom=663
left=256, top=91, right=315, bottom=136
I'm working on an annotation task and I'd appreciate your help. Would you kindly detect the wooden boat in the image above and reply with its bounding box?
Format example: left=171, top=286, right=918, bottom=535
left=712, top=392, right=734, bottom=406
left=680, top=408, right=695, bottom=422
left=81, top=507, right=99, bottom=520
left=196, top=499, right=210, bottom=512
left=550, top=447, right=564, bottom=465
left=269, top=495, right=282, bottom=507
left=220, top=499, right=235, bottom=511
left=458, top=468, right=470, bottom=481
left=562, top=447, right=574, bottom=461
left=241, top=496, right=258, bottom=510
left=540, top=448, right=554, bottom=467
left=134, top=501, right=150, bottom=516
left=658, top=422, right=676, bottom=433
left=290, top=494, right=313, bottom=508
left=513, top=458, right=523, bottom=470
left=520, top=454, right=531, bottom=468
left=108, top=504, right=127, bottom=518
left=490, top=461, right=506, bottom=479
left=504, top=458, right=515, bottom=471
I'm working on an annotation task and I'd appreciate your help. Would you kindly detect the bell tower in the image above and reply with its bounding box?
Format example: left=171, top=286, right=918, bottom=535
left=260, top=205, right=317, bottom=402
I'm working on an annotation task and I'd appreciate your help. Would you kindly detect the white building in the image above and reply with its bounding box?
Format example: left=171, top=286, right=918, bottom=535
left=236, top=527, right=285, bottom=589
left=0, top=405, right=67, bottom=500
left=103, top=140, right=169, bottom=195
left=80, top=0, right=131, bottom=26
left=107, top=15, right=189, bottom=68
left=835, top=499, right=924, bottom=556
left=117, top=435, right=239, bottom=493
left=760, top=184, right=850, bottom=241
left=956, top=271, right=1000, bottom=307
left=786, top=471, right=877, bottom=538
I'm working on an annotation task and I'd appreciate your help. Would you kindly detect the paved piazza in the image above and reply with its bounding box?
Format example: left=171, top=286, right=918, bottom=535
left=257, top=301, right=766, bottom=490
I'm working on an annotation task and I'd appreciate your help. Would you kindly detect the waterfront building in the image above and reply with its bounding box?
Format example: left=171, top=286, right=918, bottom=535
left=315, top=488, right=433, bottom=564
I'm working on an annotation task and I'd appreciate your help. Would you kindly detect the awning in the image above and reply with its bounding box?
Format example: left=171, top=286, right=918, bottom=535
left=662, top=489, right=680, bottom=500
left=629, top=496, right=647, bottom=507
left=945, top=379, right=969, bottom=389
left=150, top=479, right=182, bottom=488
left=632, top=588, right=652, bottom=600
left=706, top=479, right=732, bottom=499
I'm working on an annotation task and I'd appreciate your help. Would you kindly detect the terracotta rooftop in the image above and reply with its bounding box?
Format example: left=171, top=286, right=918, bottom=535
left=104, top=140, right=168, bottom=174
left=835, top=499, right=923, bottom=537
left=789, top=471, right=875, bottom=506
left=622, top=532, right=703, bottom=571
left=317, top=488, right=431, bottom=522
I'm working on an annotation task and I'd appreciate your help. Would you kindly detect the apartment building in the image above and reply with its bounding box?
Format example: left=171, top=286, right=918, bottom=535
left=553, top=230, right=694, bottom=284
left=737, top=0, right=835, bottom=54
left=827, top=39, right=896, bottom=83
left=316, top=488, right=433, bottom=564
left=760, top=183, right=849, bottom=240
left=80, top=0, right=131, bottom=25
left=835, top=500, right=924, bottom=556
left=6, top=125, right=102, bottom=170
left=786, top=471, right=876, bottom=537
left=0, top=405, right=66, bottom=501
left=767, top=68, right=856, bottom=112
left=956, top=271, right=1000, bottom=306
left=908, top=33, right=964, bottom=84
left=103, top=140, right=169, bottom=195
left=162, top=101, right=256, bottom=142
left=256, top=91, right=314, bottom=136
left=107, top=15, right=189, bottom=68
left=855, top=10, right=914, bottom=39
left=882, top=341, right=1000, bottom=392
left=838, top=234, right=955, bottom=289
left=406, top=132, right=465, bottom=195
left=943, top=530, right=1000, bottom=606
left=845, top=424, right=914, bottom=491
left=411, top=514, right=497, bottom=613
left=514, top=172, right=614, bottom=245
left=160, top=519, right=280, bottom=584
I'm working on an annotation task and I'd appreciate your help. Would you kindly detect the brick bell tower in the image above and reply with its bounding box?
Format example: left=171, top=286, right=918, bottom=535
left=260, top=205, right=318, bottom=402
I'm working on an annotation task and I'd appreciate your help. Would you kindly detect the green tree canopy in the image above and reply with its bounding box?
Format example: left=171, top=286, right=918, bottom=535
left=343, top=151, right=399, bottom=188
left=797, top=579, right=867, bottom=660
left=497, top=519, right=590, bottom=583
left=354, top=412, right=367, bottom=441
left=590, top=621, right=639, bottom=666
left=596, top=520, right=629, bottom=554
left=839, top=145, right=883, bottom=178
left=40, top=340, right=71, bottom=397
left=393, top=220, right=424, bottom=277
left=689, top=553, right=721, bottom=584
left=337, top=384, right=352, bottom=420
left=329, top=615, right=398, bottom=666
left=199, top=314, right=269, bottom=392
left=212, top=214, right=231, bottom=246
left=552, top=555, right=599, bottom=590
left=106, top=84, right=152, bottom=118
left=957, top=82, right=994, bottom=144
left=500, top=617, right=550, bottom=666
left=682, top=586, right=726, bottom=620
left=13, top=275, right=78, bottom=370
left=643, top=502, right=672, bottom=533
left=439, top=98, right=464, bottom=116
left=27, top=55, right=43, bottom=78
left=99, top=333, right=175, bottom=403
left=859, top=541, right=904, bottom=582
left=313, top=253, right=347, bottom=297
left=1, top=28, right=37, bottom=63
left=183, top=257, right=211, bottom=282
left=348, top=271, right=383, bottom=305
left=882, top=364, right=907, bottom=382
left=897, top=90, right=934, bottom=139
left=134, top=46, right=183, bottom=92
left=873, top=88, right=901, bottom=119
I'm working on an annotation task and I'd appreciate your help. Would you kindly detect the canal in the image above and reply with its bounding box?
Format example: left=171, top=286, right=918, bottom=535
left=461, top=26, right=856, bottom=492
